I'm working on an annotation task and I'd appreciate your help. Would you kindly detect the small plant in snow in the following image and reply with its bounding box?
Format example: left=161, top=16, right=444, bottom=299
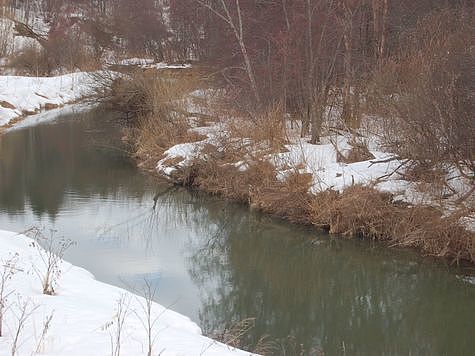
left=10, top=297, right=39, bottom=356
left=35, top=311, right=54, bottom=354
left=0, top=253, right=20, bottom=337
left=108, top=293, right=130, bottom=356
left=26, top=228, right=74, bottom=295
left=133, top=279, right=162, bottom=356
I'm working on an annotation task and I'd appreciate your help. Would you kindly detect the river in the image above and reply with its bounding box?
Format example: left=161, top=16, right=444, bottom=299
left=0, top=107, right=474, bottom=355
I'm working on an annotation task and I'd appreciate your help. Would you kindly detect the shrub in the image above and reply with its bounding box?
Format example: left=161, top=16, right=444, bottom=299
left=7, top=45, right=50, bottom=76
left=27, top=228, right=74, bottom=295
left=370, top=8, right=474, bottom=180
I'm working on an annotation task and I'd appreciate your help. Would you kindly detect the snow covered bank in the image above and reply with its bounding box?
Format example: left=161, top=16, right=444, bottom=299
left=0, top=73, right=94, bottom=127
left=0, top=230, right=252, bottom=356
left=5, top=103, right=94, bottom=132
left=154, top=90, right=474, bottom=237
left=157, top=119, right=472, bottom=209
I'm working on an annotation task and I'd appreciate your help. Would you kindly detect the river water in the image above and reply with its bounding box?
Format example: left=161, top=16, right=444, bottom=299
left=0, top=108, right=474, bottom=355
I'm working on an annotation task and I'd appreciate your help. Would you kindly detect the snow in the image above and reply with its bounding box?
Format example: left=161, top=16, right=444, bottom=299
left=117, top=58, right=155, bottom=66
left=6, top=103, right=94, bottom=132
left=150, top=63, right=191, bottom=70
left=271, top=139, right=406, bottom=193
left=0, top=230, right=252, bottom=356
left=113, top=58, right=191, bottom=70
left=156, top=103, right=474, bottom=230
left=157, top=120, right=408, bottom=194
left=0, top=73, right=94, bottom=127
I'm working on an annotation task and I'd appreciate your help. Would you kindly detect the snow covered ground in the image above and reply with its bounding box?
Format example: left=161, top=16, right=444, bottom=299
left=0, top=73, right=94, bottom=127
left=5, top=103, right=93, bottom=132
left=156, top=92, right=474, bottom=230
left=0, top=230, right=252, bottom=356
left=112, top=57, right=192, bottom=70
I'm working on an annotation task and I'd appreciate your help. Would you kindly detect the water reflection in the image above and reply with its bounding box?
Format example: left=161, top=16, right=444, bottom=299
left=0, top=109, right=474, bottom=355
left=0, top=108, right=149, bottom=218
left=168, top=195, right=475, bottom=355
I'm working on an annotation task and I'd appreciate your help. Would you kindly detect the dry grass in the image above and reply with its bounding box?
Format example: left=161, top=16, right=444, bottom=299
left=178, top=154, right=475, bottom=263
left=226, top=104, right=288, bottom=155
left=249, top=172, right=314, bottom=225
left=122, top=69, right=474, bottom=265
left=339, top=140, right=375, bottom=164
left=99, top=69, right=206, bottom=168
left=310, top=185, right=474, bottom=263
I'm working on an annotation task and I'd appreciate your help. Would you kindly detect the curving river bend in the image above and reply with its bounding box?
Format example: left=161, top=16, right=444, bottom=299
left=0, top=108, right=474, bottom=355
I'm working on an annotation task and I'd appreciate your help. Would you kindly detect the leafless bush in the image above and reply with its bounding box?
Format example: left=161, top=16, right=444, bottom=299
left=7, top=45, right=50, bottom=76
left=109, top=294, right=130, bottom=356
left=0, top=254, right=19, bottom=337
left=93, top=70, right=185, bottom=118
left=92, top=69, right=203, bottom=168
left=44, top=33, right=101, bottom=73
left=132, top=279, right=161, bottom=356
left=26, top=228, right=74, bottom=295
left=370, top=8, right=474, bottom=184
left=10, top=298, right=38, bottom=356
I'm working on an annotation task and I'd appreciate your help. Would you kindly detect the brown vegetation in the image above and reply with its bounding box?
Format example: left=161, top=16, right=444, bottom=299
left=92, top=68, right=205, bottom=167
left=109, top=66, right=474, bottom=265
left=369, top=8, right=474, bottom=182
left=180, top=156, right=475, bottom=263
left=8, top=0, right=470, bottom=265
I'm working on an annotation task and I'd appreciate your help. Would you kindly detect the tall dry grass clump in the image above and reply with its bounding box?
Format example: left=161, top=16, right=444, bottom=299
left=94, top=69, right=205, bottom=167
left=249, top=172, right=314, bottom=225
left=184, top=154, right=278, bottom=203
left=226, top=104, right=288, bottom=155
left=310, top=185, right=475, bottom=263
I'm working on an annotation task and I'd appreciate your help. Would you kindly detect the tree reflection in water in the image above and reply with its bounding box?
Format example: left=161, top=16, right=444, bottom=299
left=1, top=109, right=474, bottom=355
left=0, top=108, right=150, bottom=218
left=176, top=192, right=475, bottom=355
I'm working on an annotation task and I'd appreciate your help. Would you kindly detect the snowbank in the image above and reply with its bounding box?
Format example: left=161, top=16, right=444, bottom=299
left=6, top=103, right=94, bottom=132
left=0, top=230, right=251, bottom=356
left=0, top=73, right=94, bottom=126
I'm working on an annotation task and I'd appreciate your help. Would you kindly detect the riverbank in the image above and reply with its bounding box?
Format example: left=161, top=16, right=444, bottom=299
left=119, top=79, right=474, bottom=265
left=0, top=229, right=252, bottom=356
left=0, top=73, right=94, bottom=129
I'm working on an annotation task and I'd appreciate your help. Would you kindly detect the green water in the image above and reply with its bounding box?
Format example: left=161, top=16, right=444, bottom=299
left=0, top=108, right=474, bottom=355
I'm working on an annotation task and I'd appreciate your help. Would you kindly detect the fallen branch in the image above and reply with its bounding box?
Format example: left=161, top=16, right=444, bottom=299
left=374, top=159, right=409, bottom=183
left=369, top=155, right=400, bottom=167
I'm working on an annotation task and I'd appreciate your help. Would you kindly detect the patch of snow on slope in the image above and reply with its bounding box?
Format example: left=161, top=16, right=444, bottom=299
left=7, top=103, right=94, bottom=131
left=0, top=73, right=94, bottom=126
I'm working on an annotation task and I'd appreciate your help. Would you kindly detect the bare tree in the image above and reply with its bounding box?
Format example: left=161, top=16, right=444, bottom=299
left=372, top=0, right=389, bottom=63
left=196, top=0, right=261, bottom=107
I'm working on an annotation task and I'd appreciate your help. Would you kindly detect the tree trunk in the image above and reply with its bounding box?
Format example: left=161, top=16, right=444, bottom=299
left=341, top=6, right=354, bottom=129
left=310, top=102, right=323, bottom=144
